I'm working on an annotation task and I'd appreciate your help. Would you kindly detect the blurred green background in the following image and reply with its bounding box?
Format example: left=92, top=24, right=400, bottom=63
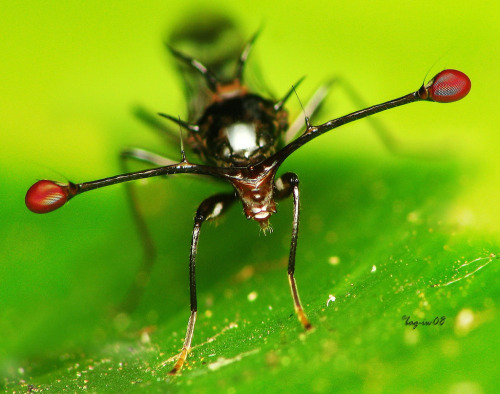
left=1, top=0, right=498, bottom=392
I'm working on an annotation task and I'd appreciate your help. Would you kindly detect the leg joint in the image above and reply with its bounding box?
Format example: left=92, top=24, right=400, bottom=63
left=274, top=172, right=300, bottom=199
left=195, top=193, right=235, bottom=223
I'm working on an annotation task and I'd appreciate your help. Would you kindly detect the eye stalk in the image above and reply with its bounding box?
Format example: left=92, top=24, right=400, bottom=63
left=418, top=69, right=471, bottom=103
left=26, top=69, right=471, bottom=216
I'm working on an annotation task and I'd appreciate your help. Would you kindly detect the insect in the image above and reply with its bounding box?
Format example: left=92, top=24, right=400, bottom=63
left=25, top=23, right=471, bottom=375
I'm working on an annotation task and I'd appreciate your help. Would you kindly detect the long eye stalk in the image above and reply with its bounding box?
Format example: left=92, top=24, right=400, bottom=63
left=25, top=69, right=470, bottom=214
left=26, top=162, right=227, bottom=214
left=271, top=69, right=471, bottom=165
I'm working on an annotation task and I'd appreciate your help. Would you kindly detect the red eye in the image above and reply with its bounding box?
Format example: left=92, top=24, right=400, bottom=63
left=428, top=69, right=471, bottom=103
left=25, top=180, right=70, bottom=213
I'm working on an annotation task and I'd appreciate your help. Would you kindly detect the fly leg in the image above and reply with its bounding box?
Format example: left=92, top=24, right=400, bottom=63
left=133, top=106, right=188, bottom=145
left=118, top=148, right=177, bottom=312
left=285, top=81, right=333, bottom=143
left=313, top=78, right=443, bottom=158
left=327, top=77, right=406, bottom=155
left=274, top=172, right=312, bottom=330
left=286, top=77, right=441, bottom=158
left=169, top=192, right=237, bottom=375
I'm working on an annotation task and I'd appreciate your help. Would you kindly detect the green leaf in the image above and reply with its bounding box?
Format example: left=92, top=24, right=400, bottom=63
left=1, top=1, right=498, bottom=393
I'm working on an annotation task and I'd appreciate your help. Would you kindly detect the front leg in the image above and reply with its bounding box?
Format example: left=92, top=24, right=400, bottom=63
left=169, top=192, right=237, bottom=375
left=275, top=172, right=312, bottom=330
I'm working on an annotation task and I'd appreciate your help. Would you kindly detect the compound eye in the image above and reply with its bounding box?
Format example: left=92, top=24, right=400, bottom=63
left=26, top=180, right=74, bottom=213
left=423, top=69, right=471, bottom=103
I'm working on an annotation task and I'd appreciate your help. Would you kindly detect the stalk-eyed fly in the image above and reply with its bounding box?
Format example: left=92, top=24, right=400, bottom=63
left=25, top=19, right=471, bottom=374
